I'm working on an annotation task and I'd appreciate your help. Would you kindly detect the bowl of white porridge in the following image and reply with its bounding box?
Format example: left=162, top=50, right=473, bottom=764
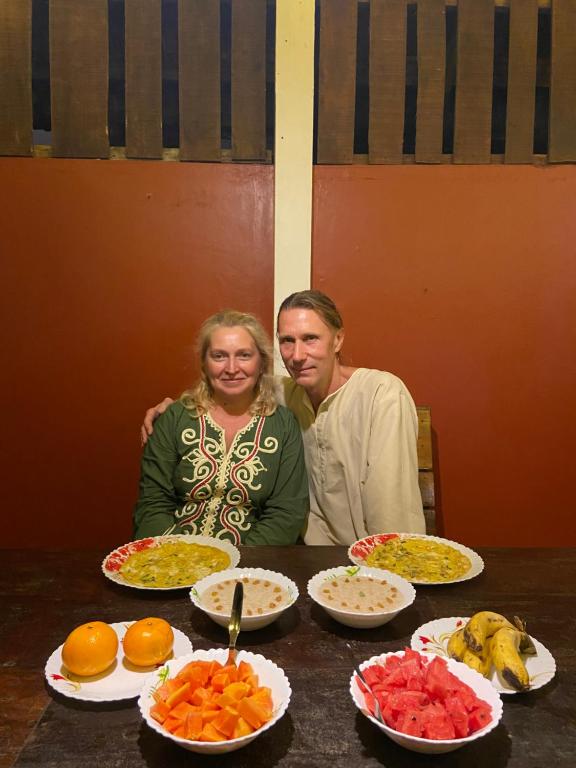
left=307, top=565, right=416, bottom=628
left=190, top=567, right=299, bottom=631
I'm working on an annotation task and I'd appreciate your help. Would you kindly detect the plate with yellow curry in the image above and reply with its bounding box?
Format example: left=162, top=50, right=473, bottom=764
left=102, top=535, right=240, bottom=590
left=348, top=533, right=484, bottom=585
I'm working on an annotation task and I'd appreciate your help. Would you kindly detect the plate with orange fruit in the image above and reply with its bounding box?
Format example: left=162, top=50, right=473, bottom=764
left=45, top=618, right=192, bottom=701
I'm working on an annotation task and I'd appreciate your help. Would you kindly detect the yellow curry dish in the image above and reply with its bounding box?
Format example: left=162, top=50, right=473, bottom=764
left=119, top=541, right=231, bottom=588
left=364, top=537, right=471, bottom=583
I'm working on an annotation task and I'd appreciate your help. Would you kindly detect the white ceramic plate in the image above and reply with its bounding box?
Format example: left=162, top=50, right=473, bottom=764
left=101, top=534, right=240, bottom=590
left=410, top=617, right=556, bottom=694
left=348, top=533, right=484, bottom=585
left=350, top=650, right=503, bottom=754
left=138, top=649, right=291, bottom=754
left=307, top=565, right=415, bottom=629
left=45, top=622, right=193, bottom=701
left=190, top=567, right=299, bottom=631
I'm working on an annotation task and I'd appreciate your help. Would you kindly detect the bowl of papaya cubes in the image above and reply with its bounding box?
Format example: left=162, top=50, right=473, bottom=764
left=138, top=648, right=291, bottom=754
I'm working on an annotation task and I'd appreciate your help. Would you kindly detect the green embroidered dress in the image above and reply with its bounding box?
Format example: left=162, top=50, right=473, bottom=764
left=134, top=401, right=309, bottom=545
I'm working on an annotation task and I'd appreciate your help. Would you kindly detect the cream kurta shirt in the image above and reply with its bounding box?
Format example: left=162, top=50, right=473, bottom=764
left=278, top=368, right=425, bottom=545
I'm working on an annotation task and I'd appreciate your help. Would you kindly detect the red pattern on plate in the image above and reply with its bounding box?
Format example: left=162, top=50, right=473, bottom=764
left=103, top=538, right=155, bottom=572
left=349, top=533, right=399, bottom=559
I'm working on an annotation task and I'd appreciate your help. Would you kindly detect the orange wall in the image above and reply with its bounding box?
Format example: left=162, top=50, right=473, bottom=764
left=313, top=165, right=576, bottom=546
left=0, top=159, right=273, bottom=549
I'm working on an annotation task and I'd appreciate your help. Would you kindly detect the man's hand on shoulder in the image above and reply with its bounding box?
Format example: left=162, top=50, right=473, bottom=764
left=140, top=397, right=175, bottom=446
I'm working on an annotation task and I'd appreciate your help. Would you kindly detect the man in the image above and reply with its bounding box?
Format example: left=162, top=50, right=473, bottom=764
left=142, top=290, right=425, bottom=544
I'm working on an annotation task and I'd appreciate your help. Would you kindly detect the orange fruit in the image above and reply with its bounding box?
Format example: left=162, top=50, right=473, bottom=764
left=122, top=617, right=174, bottom=667
left=61, top=621, right=119, bottom=676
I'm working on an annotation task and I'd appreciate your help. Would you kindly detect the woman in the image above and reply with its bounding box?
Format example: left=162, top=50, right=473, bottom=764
left=134, top=310, right=309, bottom=545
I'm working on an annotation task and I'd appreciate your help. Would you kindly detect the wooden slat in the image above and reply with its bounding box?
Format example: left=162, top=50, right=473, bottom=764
left=317, top=0, right=357, bottom=163
left=415, top=0, right=446, bottom=162
left=453, top=0, right=494, bottom=163
left=231, top=0, right=267, bottom=161
left=416, top=406, right=433, bottom=470
left=369, top=0, right=407, bottom=163
left=179, top=0, right=221, bottom=161
left=0, top=0, right=32, bottom=155
left=549, top=0, right=576, bottom=161
left=49, top=0, right=108, bottom=158
left=419, top=472, right=435, bottom=509
left=125, top=0, right=162, bottom=158
left=505, top=0, right=538, bottom=163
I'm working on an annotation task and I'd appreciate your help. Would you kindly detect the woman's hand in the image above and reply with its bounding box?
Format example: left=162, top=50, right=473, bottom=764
left=140, top=397, right=175, bottom=445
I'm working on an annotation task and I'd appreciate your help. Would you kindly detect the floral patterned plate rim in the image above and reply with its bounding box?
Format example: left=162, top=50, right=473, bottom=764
left=347, top=533, right=484, bottom=585
left=101, top=534, right=241, bottom=590
left=45, top=622, right=193, bottom=702
left=410, top=617, right=556, bottom=694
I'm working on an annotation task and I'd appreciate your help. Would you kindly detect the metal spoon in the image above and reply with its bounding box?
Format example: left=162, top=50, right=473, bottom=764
left=227, top=581, right=244, bottom=666
left=346, top=642, right=383, bottom=724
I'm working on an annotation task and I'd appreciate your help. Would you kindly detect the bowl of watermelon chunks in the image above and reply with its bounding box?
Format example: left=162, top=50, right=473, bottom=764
left=350, top=648, right=503, bottom=754
left=139, top=649, right=291, bottom=754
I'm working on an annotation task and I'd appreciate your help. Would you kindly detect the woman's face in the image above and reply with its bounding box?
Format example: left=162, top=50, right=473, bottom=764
left=205, top=326, right=262, bottom=404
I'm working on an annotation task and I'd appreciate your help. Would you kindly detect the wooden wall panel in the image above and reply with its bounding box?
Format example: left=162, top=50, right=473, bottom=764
left=179, top=0, right=221, bottom=161
left=231, top=0, right=267, bottom=161
left=0, top=159, right=274, bottom=549
left=312, top=164, right=576, bottom=545
left=317, top=0, right=357, bottom=163
left=369, top=0, right=408, bottom=163
left=125, top=0, right=163, bottom=158
left=50, top=0, right=109, bottom=158
left=415, top=0, right=446, bottom=162
left=549, top=0, right=576, bottom=161
left=453, top=0, right=494, bottom=163
left=0, top=0, right=32, bottom=156
left=505, top=0, right=538, bottom=163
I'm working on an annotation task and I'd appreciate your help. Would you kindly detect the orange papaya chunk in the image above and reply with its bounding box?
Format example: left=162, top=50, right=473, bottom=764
left=237, top=660, right=253, bottom=679
left=201, top=722, right=227, bottom=742
left=219, top=664, right=239, bottom=683
left=211, top=672, right=230, bottom=692
left=150, top=701, right=171, bottom=724
left=223, top=681, right=251, bottom=701
left=249, top=688, right=273, bottom=718
left=163, top=716, right=183, bottom=734
left=170, top=701, right=193, bottom=720
left=237, top=697, right=264, bottom=730
left=191, top=686, right=211, bottom=706
left=184, top=710, right=203, bottom=740
left=212, top=708, right=240, bottom=739
left=166, top=681, right=191, bottom=709
left=233, top=716, right=255, bottom=739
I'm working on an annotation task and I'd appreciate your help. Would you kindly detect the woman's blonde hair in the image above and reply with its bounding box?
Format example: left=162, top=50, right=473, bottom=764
left=181, top=310, right=276, bottom=416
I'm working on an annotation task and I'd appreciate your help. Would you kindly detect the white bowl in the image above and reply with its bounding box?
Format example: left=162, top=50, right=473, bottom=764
left=190, top=568, right=299, bottom=631
left=350, top=650, right=503, bottom=754
left=307, top=565, right=415, bottom=628
left=138, top=649, right=291, bottom=754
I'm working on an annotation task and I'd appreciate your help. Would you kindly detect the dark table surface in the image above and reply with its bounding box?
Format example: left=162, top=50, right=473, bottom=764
left=1, top=546, right=575, bottom=768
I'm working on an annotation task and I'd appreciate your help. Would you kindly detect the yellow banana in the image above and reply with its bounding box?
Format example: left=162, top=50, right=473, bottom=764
left=491, top=627, right=530, bottom=692
left=513, top=616, right=537, bottom=655
left=448, top=628, right=493, bottom=677
left=447, top=628, right=468, bottom=661
left=463, top=611, right=516, bottom=653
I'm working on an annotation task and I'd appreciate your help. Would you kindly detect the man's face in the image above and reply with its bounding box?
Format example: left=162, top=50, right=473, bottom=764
left=277, top=308, right=343, bottom=392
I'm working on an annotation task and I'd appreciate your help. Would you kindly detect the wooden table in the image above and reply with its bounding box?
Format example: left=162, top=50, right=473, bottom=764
left=2, top=546, right=575, bottom=767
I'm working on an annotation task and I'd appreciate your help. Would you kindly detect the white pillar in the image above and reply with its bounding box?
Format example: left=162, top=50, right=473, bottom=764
left=273, top=0, right=315, bottom=371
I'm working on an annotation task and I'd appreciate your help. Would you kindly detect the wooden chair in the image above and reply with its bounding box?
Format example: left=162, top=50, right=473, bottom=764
left=416, top=406, right=436, bottom=534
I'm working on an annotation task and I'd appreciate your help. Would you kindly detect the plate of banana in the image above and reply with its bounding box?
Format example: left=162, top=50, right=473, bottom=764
left=411, top=611, right=556, bottom=694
